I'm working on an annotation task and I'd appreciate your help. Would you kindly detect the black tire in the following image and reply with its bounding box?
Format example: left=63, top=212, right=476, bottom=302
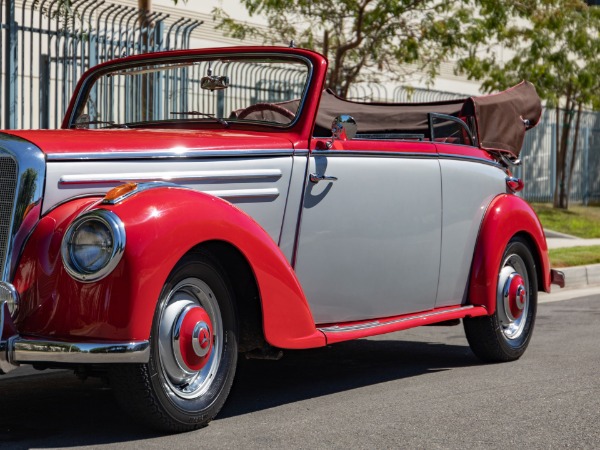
left=109, top=252, right=238, bottom=432
left=464, top=237, right=538, bottom=362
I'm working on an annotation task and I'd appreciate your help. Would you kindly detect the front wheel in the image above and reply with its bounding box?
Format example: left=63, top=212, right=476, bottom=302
left=109, top=252, right=238, bottom=432
left=464, top=237, right=538, bottom=362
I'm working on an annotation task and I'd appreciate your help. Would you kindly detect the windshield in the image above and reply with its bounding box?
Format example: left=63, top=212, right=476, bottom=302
left=71, top=55, right=311, bottom=129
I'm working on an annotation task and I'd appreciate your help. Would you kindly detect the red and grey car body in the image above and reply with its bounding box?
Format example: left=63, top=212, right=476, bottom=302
left=1, top=47, right=564, bottom=376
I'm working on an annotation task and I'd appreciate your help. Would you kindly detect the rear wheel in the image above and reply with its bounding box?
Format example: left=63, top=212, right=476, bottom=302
left=109, top=252, right=238, bottom=432
left=464, top=237, right=538, bottom=362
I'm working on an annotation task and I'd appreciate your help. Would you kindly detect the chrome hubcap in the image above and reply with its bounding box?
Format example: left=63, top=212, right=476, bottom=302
left=157, top=278, right=222, bottom=399
left=497, top=254, right=529, bottom=340
left=172, top=305, right=214, bottom=372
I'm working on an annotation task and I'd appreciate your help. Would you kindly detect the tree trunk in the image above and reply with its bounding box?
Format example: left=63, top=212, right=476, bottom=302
left=554, top=88, right=575, bottom=209
left=565, top=103, right=583, bottom=209
left=553, top=105, right=561, bottom=208
left=138, top=0, right=151, bottom=24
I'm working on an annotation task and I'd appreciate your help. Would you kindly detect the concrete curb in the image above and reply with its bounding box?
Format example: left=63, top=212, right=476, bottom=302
left=555, top=263, right=600, bottom=290
left=544, top=229, right=579, bottom=239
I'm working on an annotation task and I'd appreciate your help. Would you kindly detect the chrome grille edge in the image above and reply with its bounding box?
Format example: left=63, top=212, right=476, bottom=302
left=0, top=134, right=46, bottom=283
left=0, top=157, right=17, bottom=273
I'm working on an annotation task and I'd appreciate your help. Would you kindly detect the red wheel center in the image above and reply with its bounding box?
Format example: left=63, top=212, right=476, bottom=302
left=178, top=307, right=213, bottom=371
left=507, top=274, right=526, bottom=320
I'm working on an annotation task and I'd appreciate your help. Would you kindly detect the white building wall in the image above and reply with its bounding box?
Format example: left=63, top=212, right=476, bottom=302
left=120, top=0, right=485, bottom=96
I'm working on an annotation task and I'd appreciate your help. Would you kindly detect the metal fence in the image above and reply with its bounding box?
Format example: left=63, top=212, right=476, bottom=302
left=1, top=0, right=202, bottom=129
left=517, top=110, right=600, bottom=205
left=2, top=1, right=599, bottom=204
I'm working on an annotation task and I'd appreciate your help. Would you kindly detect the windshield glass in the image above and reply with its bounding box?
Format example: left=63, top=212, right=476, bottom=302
left=72, top=55, right=311, bottom=129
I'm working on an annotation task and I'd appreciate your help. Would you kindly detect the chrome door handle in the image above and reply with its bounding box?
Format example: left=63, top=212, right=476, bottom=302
left=309, top=173, right=338, bottom=183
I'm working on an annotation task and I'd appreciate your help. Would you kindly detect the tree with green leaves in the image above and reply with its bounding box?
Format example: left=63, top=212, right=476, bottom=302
left=213, top=0, right=476, bottom=98
left=457, top=0, right=600, bottom=209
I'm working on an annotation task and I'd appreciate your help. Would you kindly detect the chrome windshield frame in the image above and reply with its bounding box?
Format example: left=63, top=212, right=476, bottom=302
left=66, top=52, right=315, bottom=131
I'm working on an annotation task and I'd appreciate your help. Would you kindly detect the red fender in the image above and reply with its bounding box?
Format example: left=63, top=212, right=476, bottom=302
left=469, top=194, right=551, bottom=313
left=15, top=188, right=325, bottom=349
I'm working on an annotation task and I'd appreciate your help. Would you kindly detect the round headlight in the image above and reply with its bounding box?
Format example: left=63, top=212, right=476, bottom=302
left=61, top=210, right=126, bottom=282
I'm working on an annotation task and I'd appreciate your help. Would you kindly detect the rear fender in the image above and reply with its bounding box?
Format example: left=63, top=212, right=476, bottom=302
left=16, top=187, right=325, bottom=349
left=469, top=194, right=551, bottom=313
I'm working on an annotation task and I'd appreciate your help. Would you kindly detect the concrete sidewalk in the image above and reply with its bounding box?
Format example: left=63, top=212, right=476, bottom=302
left=545, top=229, right=600, bottom=249
left=545, top=230, right=600, bottom=289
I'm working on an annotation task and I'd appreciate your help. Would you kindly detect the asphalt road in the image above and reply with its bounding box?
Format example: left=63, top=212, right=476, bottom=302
left=1, top=292, right=599, bottom=449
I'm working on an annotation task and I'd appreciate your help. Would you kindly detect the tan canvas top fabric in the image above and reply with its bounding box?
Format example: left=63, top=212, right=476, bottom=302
left=232, top=81, right=542, bottom=158
left=466, top=81, right=542, bottom=156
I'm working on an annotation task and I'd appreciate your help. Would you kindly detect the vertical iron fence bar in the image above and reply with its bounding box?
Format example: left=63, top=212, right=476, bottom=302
left=583, top=123, right=590, bottom=205
left=47, top=0, right=58, bottom=129
left=4, top=0, right=18, bottom=129
left=40, top=53, right=50, bottom=128
left=20, top=0, right=28, bottom=128
left=183, top=20, right=201, bottom=49
left=153, top=20, right=163, bottom=120
left=27, top=0, right=35, bottom=128
left=550, top=118, right=556, bottom=201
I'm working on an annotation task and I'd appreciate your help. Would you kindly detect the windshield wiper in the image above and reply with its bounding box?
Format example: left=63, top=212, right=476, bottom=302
left=171, top=111, right=229, bottom=127
left=75, top=120, right=129, bottom=129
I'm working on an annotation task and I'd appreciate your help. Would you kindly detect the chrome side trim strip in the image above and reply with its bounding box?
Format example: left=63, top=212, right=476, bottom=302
left=206, top=188, right=280, bottom=200
left=437, top=153, right=503, bottom=168
left=13, top=339, right=150, bottom=364
left=313, top=150, right=438, bottom=159
left=47, top=149, right=296, bottom=161
left=59, top=169, right=283, bottom=187
left=312, top=150, right=502, bottom=167
left=318, top=305, right=476, bottom=333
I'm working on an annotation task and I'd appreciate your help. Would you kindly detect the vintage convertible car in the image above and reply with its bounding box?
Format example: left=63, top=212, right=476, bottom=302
left=0, top=47, right=564, bottom=431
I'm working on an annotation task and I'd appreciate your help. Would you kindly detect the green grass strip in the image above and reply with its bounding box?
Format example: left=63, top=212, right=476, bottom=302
left=531, top=203, right=600, bottom=239
left=548, top=245, right=600, bottom=268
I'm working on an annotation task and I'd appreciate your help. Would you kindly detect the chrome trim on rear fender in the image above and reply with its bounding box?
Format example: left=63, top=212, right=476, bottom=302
left=12, top=339, right=150, bottom=364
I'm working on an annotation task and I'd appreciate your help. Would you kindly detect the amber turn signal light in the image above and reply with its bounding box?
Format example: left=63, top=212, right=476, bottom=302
left=103, top=182, right=138, bottom=203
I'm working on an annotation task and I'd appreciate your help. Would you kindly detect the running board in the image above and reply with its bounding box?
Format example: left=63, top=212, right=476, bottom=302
left=318, top=305, right=489, bottom=345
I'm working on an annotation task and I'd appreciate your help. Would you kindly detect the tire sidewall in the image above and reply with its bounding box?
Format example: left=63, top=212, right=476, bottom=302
left=148, top=254, right=238, bottom=427
left=493, top=238, right=538, bottom=357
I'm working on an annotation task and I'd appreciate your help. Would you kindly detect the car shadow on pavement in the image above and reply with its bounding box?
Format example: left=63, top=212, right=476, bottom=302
left=220, top=337, right=479, bottom=419
left=0, top=336, right=479, bottom=448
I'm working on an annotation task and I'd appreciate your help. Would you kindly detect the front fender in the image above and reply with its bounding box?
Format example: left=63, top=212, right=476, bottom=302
left=15, top=187, right=324, bottom=349
left=469, top=194, right=551, bottom=314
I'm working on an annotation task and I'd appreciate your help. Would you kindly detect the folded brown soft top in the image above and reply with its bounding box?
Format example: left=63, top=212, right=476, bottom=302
left=466, top=81, right=542, bottom=156
left=313, top=81, right=541, bottom=158
left=232, top=81, right=542, bottom=158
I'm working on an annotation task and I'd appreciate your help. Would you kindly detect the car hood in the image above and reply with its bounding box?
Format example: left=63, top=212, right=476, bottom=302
left=2, top=129, right=295, bottom=154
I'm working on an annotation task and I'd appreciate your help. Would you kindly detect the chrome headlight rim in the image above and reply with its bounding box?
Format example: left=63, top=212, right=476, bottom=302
left=61, top=209, right=126, bottom=283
